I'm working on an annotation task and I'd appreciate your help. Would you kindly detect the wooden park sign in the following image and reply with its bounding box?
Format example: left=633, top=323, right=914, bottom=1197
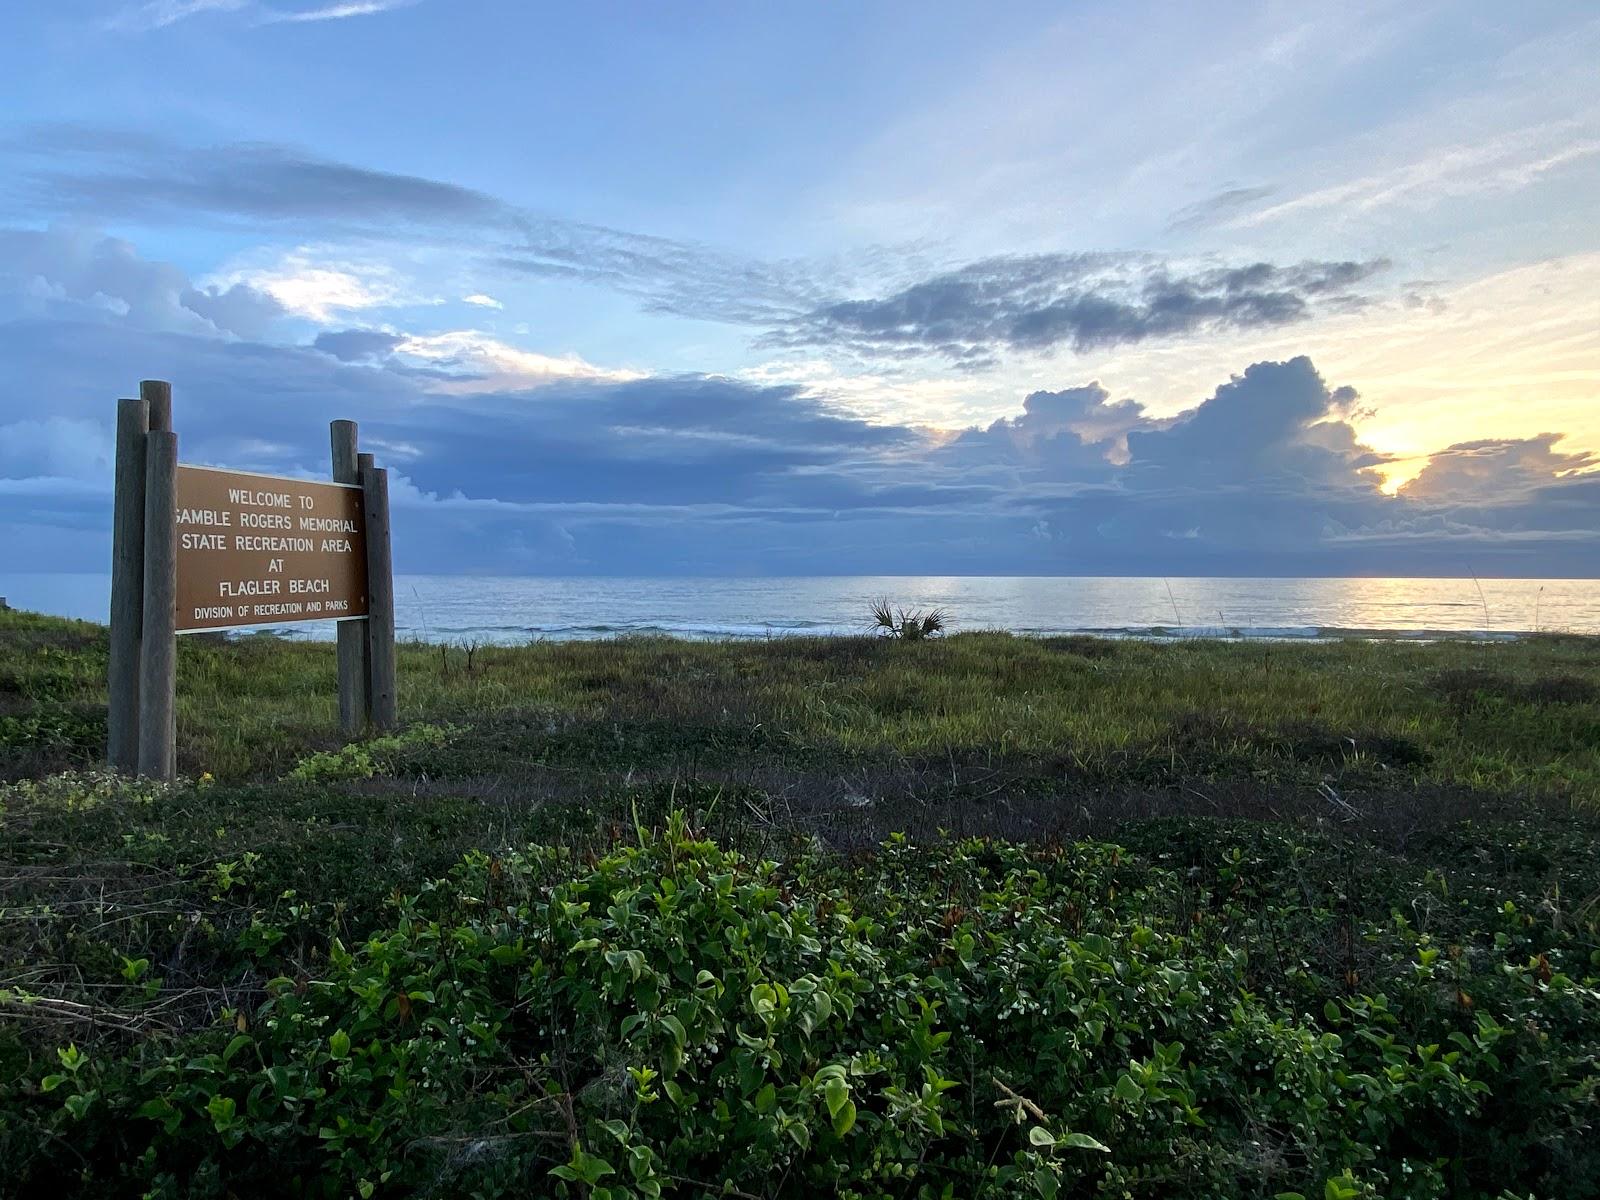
left=174, top=467, right=368, bottom=631
left=106, top=380, right=397, bottom=781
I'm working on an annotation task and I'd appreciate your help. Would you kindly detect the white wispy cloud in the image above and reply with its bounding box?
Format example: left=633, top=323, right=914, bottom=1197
left=393, top=331, right=644, bottom=391
left=108, top=0, right=416, bottom=30
left=1237, top=123, right=1600, bottom=227
left=106, top=0, right=249, bottom=31
left=259, top=0, right=415, bottom=23
left=462, top=293, right=504, bottom=309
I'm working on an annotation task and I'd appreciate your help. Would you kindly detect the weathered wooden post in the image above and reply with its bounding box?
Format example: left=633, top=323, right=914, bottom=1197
left=138, top=428, right=178, bottom=781
left=107, top=396, right=150, bottom=771
left=361, top=458, right=397, bottom=731
left=330, top=420, right=370, bottom=733
left=141, top=379, right=172, bottom=436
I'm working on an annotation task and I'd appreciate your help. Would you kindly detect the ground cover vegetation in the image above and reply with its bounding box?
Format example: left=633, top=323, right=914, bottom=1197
left=1, top=607, right=1597, bottom=1198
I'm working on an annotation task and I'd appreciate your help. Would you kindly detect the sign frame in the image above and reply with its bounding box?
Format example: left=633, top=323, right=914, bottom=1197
left=172, top=463, right=370, bottom=634
left=106, top=380, right=398, bottom=781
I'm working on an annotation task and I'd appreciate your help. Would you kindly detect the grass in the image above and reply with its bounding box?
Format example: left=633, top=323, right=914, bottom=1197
left=5, top=607, right=1600, bottom=802
left=2, top=607, right=1599, bottom=1198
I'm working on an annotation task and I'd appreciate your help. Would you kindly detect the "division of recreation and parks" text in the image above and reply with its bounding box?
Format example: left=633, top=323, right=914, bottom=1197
left=173, top=466, right=369, bottom=631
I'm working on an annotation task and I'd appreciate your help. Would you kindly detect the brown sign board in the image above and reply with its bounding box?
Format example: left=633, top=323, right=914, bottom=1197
left=174, top=465, right=368, bottom=632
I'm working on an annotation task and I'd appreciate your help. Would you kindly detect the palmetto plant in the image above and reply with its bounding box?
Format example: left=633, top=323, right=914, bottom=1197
left=871, top=599, right=948, bottom=641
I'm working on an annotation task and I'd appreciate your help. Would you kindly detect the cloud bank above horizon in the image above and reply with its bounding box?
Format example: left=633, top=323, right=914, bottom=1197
left=1, top=225, right=1591, bottom=577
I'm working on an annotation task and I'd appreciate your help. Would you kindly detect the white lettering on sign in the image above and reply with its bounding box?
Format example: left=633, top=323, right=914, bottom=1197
left=252, top=602, right=304, bottom=616
left=233, top=535, right=314, bottom=553
left=177, top=465, right=368, bottom=632
left=219, top=579, right=282, bottom=597
left=227, top=488, right=292, bottom=508
left=239, top=512, right=293, bottom=529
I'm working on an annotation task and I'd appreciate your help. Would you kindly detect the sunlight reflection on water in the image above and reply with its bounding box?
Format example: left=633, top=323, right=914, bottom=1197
left=5, top=573, right=1597, bottom=643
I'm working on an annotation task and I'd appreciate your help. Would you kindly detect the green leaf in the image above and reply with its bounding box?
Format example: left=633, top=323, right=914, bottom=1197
left=328, top=1029, right=351, bottom=1059
left=1058, top=1132, right=1110, bottom=1153
left=1029, top=1125, right=1055, bottom=1147
left=628, top=1145, right=653, bottom=1179
left=207, top=1095, right=237, bottom=1130
left=580, top=1155, right=616, bottom=1185
left=831, top=1098, right=856, bottom=1137
left=824, top=1076, right=849, bottom=1118
left=1113, top=1074, right=1143, bottom=1103
left=754, top=1083, right=777, bottom=1113
left=223, top=1034, right=253, bottom=1063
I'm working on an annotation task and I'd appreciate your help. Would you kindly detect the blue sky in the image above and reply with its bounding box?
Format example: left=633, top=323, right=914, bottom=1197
left=1, top=0, right=1597, bottom=575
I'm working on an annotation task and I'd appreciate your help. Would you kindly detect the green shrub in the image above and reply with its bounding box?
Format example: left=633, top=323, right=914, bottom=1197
left=288, top=724, right=456, bottom=782
left=14, top=820, right=1598, bottom=1199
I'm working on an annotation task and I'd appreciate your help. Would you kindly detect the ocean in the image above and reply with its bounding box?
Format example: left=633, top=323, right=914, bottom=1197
left=4, top=572, right=1598, bottom=642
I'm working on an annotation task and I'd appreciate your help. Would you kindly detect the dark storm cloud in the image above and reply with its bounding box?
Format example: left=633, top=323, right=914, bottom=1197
left=1400, top=434, right=1599, bottom=502
left=180, top=282, right=285, bottom=339
left=313, top=329, right=406, bottom=362
left=0, top=227, right=1593, bottom=576
left=765, top=255, right=1389, bottom=368
left=5, top=302, right=1596, bottom=576
left=387, top=374, right=917, bottom=516
left=1124, top=357, right=1376, bottom=485
left=935, top=383, right=1152, bottom=480
left=997, top=357, right=1398, bottom=568
left=0, top=125, right=507, bottom=229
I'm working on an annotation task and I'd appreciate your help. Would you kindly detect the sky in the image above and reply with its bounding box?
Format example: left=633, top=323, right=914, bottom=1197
left=1, top=0, right=1597, bottom=577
